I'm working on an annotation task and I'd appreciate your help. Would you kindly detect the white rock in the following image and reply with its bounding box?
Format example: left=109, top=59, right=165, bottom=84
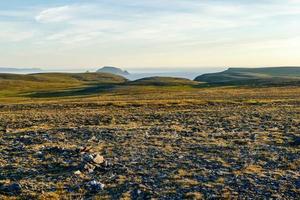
left=93, top=154, right=105, bottom=164
left=74, top=170, right=82, bottom=175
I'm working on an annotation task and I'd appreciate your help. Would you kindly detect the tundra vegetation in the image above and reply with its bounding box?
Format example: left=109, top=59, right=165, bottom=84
left=0, top=71, right=299, bottom=199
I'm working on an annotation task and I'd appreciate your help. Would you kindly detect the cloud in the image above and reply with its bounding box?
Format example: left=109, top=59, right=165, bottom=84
left=35, top=5, right=75, bottom=23
left=30, top=2, right=248, bottom=45
left=4, top=0, right=300, bottom=46
left=1, top=0, right=300, bottom=67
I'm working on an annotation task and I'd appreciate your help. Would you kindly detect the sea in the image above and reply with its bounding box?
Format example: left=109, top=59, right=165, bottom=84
left=0, top=67, right=226, bottom=80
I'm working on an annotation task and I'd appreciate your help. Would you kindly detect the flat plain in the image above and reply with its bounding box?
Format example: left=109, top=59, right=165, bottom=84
left=0, top=85, right=300, bottom=199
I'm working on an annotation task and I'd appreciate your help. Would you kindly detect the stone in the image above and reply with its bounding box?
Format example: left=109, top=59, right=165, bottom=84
left=80, top=146, right=93, bottom=153
left=83, top=154, right=94, bottom=162
left=74, top=170, right=82, bottom=176
left=93, top=154, right=105, bottom=164
left=86, top=180, right=105, bottom=192
left=84, top=163, right=96, bottom=173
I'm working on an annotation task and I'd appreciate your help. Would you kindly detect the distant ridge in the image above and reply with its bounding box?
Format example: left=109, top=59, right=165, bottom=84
left=0, top=67, right=43, bottom=74
left=194, top=67, right=300, bottom=86
left=97, top=66, right=130, bottom=76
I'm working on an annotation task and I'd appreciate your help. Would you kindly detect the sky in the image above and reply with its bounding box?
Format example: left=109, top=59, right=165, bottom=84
left=0, top=0, right=300, bottom=70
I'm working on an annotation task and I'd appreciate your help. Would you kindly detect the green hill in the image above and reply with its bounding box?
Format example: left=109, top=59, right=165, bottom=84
left=129, top=77, right=199, bottom=86
left=0, top=72, right=127, bottom=98
left=194, top=67, right=300, bottom=86
left=0, top=72, right=127, bottom=83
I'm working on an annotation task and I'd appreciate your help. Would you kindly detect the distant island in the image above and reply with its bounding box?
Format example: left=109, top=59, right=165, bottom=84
left=96, top=66, right=130, bottom=76
left=0, top=67, right=43, bottom=74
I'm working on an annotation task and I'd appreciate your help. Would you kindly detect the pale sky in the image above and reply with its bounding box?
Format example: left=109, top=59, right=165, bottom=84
left=0, top=0, right=300, bottom=70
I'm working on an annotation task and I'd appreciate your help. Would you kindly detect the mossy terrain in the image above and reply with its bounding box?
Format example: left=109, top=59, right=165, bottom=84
left=0, top=72, right=127, bottom=99
left=0, top=85, right=299, bottom=199
left=0, top=73, right=203, bottom=101
left=129, top=77, right=199, bottom=86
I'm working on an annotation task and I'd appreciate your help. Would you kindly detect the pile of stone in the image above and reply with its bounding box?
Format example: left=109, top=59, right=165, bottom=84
left=73, top=147, right=107, bottom=192
left=73, top=147, right=108, bottom=174
left=82, top=153, right=106, bottom=173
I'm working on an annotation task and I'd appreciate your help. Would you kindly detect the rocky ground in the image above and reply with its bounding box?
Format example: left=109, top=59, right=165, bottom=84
left=0, top=87, right=300, bottom=199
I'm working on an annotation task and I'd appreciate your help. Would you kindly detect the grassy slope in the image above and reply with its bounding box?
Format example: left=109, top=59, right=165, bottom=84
left=0, top=72, right=127, bottom=83
left=129, top=77, right=199, bottom=86
left=2, top=68, right=300, bottom=102
left=0, top=72, right=127, bottom=98
left=0, top=74, right=202, bottom=102
left=194, top=67, right=300, bottom=85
